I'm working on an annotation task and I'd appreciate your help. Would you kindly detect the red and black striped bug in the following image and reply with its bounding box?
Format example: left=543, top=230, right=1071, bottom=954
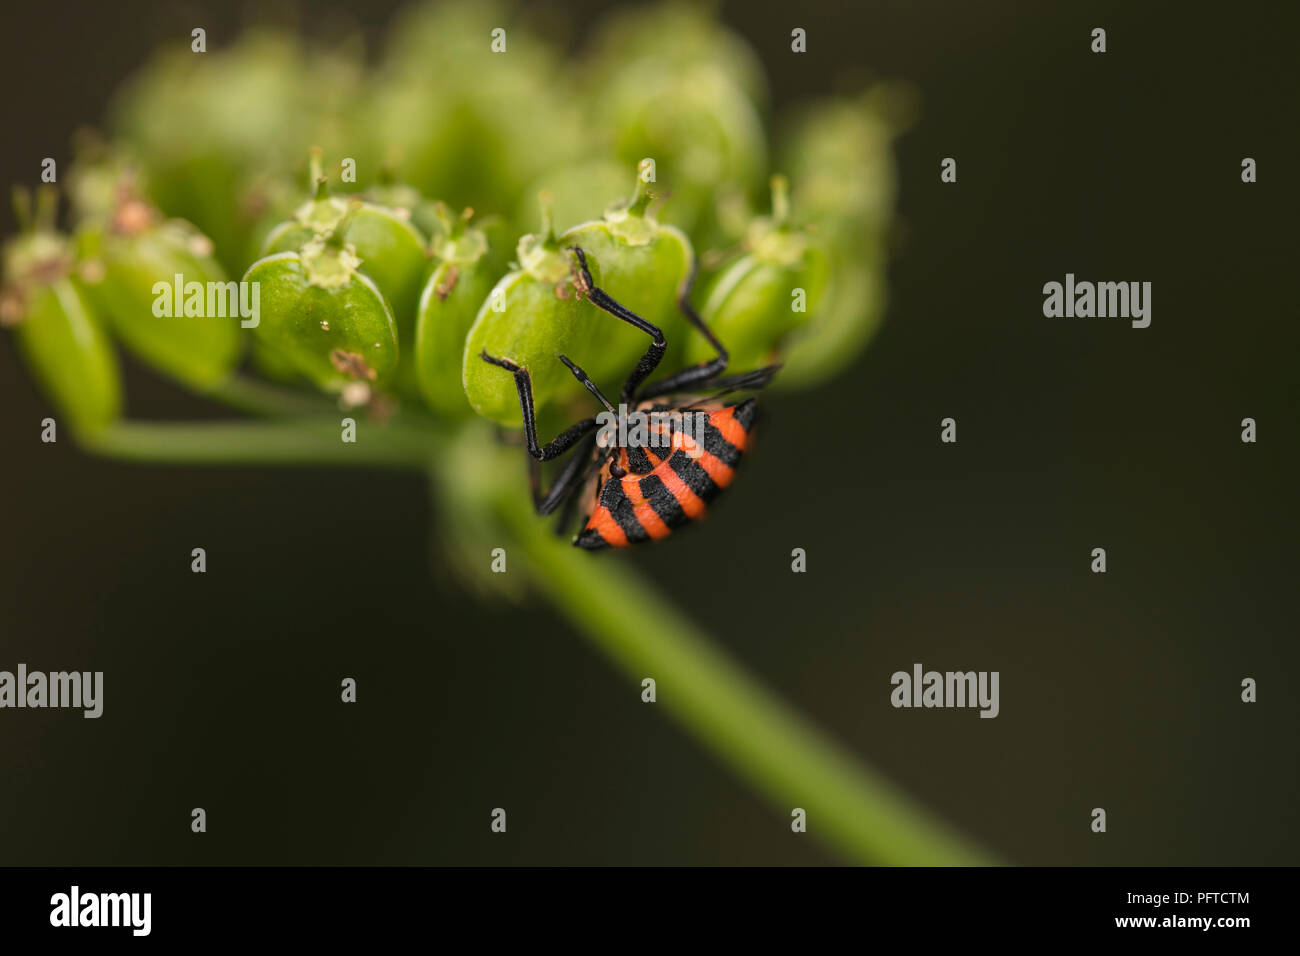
left=481, top=247, right=779, bottom=550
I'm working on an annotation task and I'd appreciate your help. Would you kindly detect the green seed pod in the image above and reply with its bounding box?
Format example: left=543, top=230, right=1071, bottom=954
left=78, top=191, right=241, bottom=388
left=514, top=158, right=629, bottom=237
left=110, top=30, right=369, bottom=274
left=462, top=164, right=693, bottom=426
left=2, top=188, right=122, bottom=434
left=12, top=280, right=122, bottom=434
left=260, top=150, right=428, bottom=339
left=461, top=202, right=594, bottom=427
left=244, top=208, right=399, bottom=393
left=238, top=169, right=302, bottom=274
left=250, top=336, right=309, bottom=386
left=359, top=167, right=444, bottom=243
left=687, top=177, right=829, bottom=371
left=65, top=135, right=142, bottom=224
left=369, top=0, right=584, bottom=215
left=586, top=3, right=768, bottom=107
left=776, top=247, right=886, bottom=390
left=780, top=88, right=912, bottom=246
left=414, top=205, right=495, bottom=418
left=771, top=90, right=910, bottom=386
left=557, top=160, right=692, bottom=380
left=584, top=46, right=765, bottom=238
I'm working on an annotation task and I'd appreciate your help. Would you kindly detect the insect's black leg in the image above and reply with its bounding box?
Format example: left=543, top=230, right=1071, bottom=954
left=480, top=350, right=597, bottom=462
left=551, top=470, right=584, bottom=533
left=531, top=433, right=598, bottom=516
left=701, top=364, right=783, bottom=394
left=569, top=246, right=666, bottom=403
left=536, top=357, right=624, bottom=515
left=545, top=434, right=606, bottom=532
left=635, top=258, right=732, bottom=401
left=673, top=364, right=784, bottom=408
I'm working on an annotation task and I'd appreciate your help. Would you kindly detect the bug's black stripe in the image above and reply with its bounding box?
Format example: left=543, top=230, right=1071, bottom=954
left=574, top=477, right=612, bottom=550
left=601, top=478, right=650, bottom=542
left=668, top=450, right=720, bottom=502
left=639, top=474, right=689, bottom=529
left=624, top=412, right=676, bottom=473
left=650, top=421, right=680, bottom=465
left=730, top=398, right=758, bottom=430
left=703, top=419, right=742, bottom=467
left=574, top=526, right=610, bottom=550
left=625, top=445, right=656, bottom=473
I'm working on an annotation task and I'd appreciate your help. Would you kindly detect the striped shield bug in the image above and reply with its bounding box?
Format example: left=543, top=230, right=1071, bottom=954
left=480, top=246, right=778, bottom=550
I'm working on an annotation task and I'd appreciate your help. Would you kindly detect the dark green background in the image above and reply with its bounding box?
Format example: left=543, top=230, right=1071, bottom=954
left=1, top=0, right=1295, bottom=864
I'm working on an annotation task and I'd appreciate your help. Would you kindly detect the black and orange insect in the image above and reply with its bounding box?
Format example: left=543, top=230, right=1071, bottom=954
left=481, top=247, right=778, bottom=550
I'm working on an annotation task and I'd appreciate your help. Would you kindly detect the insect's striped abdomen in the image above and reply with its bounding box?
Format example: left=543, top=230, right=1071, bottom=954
left=575, top=399, right=758, bottom=549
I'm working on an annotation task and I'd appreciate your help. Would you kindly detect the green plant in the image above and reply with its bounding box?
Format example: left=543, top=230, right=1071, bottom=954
left=260, top=149, right=429, bottom=359
left=688, top=175, right=830, bottom=370
left=2, top=188, right=122, bottom=435
left=2, top=0, right=984, bottom=865
left=245, top=215, right=402, bottom=392
left=414, top=204, right=496, bottom=417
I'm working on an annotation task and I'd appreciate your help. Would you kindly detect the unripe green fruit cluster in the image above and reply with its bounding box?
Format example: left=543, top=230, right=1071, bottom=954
left=2, top=1, right=905, bottom=436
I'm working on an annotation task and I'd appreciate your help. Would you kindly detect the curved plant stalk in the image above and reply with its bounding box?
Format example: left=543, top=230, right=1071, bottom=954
left=83, top=418, right=435, bottom=469
left=501, top=500, right=993, bottom=865
left=198, top=373, right=340, bottom=419
left=437, top=425, right=995, bottom=866
left=78, top=408, right=992, bottom=865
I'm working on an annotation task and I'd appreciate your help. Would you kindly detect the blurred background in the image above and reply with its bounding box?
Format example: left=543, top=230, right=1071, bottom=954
left=0, top=0, right=1296, bottom=865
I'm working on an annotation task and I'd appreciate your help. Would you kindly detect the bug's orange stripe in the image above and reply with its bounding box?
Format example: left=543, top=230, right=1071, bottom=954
left=657, top=463, right=708, bottom=519
left=710, top=406, right=749, bottom=451
left=640, top=423, right=671, bottom=465
left=696, top=450, right=735, bottom=488
left=622, top=477, right=672, bottom=540
left=673, top=427, right=701, bottom=459
left=586, top=505, right=629, bottom=547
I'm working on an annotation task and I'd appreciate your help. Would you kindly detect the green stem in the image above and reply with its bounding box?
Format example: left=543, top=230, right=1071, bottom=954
left=83, top=419, right=434, bottom=469
left=198, top=374, right=337, bottom=418
left=494, top=487, right=994, bottom=866
left=80, top=412, right=990, bottom=865
left=769, top=173, right=791, bottom=227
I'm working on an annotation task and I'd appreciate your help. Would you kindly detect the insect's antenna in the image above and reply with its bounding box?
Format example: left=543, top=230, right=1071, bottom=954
left=681, top=364, right=782, bottom=409
left=558, top=354, right=617, bottom=414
